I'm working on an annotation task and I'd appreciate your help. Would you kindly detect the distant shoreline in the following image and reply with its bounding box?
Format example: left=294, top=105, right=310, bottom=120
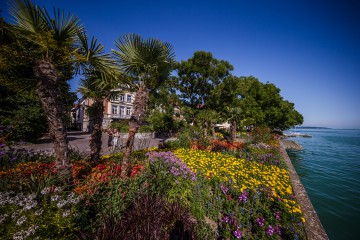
left=294, top=127, right=360, bottom=130
left=296, top=126, right=331, bottom=129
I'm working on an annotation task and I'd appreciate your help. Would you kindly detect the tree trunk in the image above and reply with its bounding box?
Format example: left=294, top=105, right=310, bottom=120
left=89, top=100, right=104, bottom=161
left=211, top=123, right=216, bottom=140
left=230, top=120, right=237, bottom=142
left=121, top=86, right=149, bottom=177
left=34, top=60, right=68, bottom=174
left=204, top=121, right=208, bottom=138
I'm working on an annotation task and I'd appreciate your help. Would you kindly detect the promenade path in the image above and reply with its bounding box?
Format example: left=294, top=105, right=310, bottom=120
left=13, top=131, right=160, bottom=156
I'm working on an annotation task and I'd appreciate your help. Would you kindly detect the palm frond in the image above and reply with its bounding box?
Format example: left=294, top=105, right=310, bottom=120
left=8, top=0, right=47, bottom=33
left=43, top=7, right=82, bottom=42
left=112, top=33, right=175, bottom=89
left=78, top=67, right=118, bottom=100
left=75, top=30, right=117, bottom=75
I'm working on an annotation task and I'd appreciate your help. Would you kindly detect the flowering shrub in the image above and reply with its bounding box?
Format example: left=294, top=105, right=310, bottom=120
left=142, top=151, right=198, bottom=205
left=73, top=161, right=144, bottom=197
left=174, top=148, right=306, bottom=239
left=210, top=140, right=242, bottom=152
left=244, top=143, right=285, bottom=167
left=0, top=161, right=57, bottom=193
left=0, top=188, right=81, bottom=239
left=251, top=126, right=273, bottom=143
left=146, top=151, right=196, bottom=181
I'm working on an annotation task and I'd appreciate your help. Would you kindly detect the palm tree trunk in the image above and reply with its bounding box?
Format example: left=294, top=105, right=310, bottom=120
left=204, top=121, right=208, bottom=137
left=230, top=120, right=237, bottom=142
left=121, top=86, right=149, bottom=177
left=34, top=60, right=68, bottom=174
left=211, top=123, right=216, bottom=140
left=89, top=100, right=104, bottom=161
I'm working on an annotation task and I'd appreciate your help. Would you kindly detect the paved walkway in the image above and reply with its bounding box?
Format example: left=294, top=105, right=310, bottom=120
left=13, top=131, right=160, bottom=156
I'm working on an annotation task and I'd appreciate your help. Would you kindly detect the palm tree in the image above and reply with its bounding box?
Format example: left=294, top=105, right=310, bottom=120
left=78, top=72, right=117, bottom=162
left=225, top=107, right=243, bottom=141
left=112, top=34, right=175, bottom=177
left=0, top=0, right=112, bottom=174
left=78, top=36, right=118, bottom=161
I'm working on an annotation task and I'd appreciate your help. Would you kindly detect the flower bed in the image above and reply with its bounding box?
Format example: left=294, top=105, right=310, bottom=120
left=0, top=142, right=306, bottom=239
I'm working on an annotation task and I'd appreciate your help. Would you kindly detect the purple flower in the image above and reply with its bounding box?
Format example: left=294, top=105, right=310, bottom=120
left=275, top=211, right=281, bottom=221
left=266, top=225, right=274, bottom=236
left=146, top=151, right=196, bottom=180
left=220, top=184, right=229, bottom=195
left=275, top=225, right=281, bottom=235
left=238, top=191, right=249, bottom=202
left=257, top=216, right=265, bottom=227
left=233, top=227, right=242, bottom=239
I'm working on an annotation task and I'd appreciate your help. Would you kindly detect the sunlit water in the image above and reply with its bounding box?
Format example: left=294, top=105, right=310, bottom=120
left=286, top=128, right=360, bottom=240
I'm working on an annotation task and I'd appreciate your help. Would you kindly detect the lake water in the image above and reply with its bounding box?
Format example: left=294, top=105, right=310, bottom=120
left=286, top=128, right=360, bottom=240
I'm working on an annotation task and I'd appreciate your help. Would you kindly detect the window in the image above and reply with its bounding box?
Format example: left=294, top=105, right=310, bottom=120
left=120, top=94, right=125, bottom=102
left=113, top=95, right=119, bottom=101
left=112, top=105, right=118, bottom=114
left=120, top=106, right=125, bottom=116
left=126, top=107, right=131, bottom=116
left=127, top=94, right=132, bottom=102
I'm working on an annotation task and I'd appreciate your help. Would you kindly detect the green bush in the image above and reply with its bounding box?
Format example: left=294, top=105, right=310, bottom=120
left=109, top=120, right=129, bottom=132
left=251, top=126, right=273, bottom=143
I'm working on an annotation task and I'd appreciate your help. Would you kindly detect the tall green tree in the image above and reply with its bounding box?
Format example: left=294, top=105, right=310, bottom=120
left=237, top=76, right=303, bottom=130
left=176, top=51, right=233, bottom=125
left=112, top=34, right=175, bottom=177
left=0, top=0, right=113, bottom=173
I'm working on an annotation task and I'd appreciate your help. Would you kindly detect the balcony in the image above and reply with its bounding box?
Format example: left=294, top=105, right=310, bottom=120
left=107, top=114, right=131, bottom=119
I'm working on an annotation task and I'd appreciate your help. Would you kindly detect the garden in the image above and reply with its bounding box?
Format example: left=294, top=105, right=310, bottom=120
left=0, top=1, right=306, bottom=239
left=0, top=127, right=306, bottom=239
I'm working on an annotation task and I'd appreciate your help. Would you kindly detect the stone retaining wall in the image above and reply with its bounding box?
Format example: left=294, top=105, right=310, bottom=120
left=279, top=145, right=328, bottom=240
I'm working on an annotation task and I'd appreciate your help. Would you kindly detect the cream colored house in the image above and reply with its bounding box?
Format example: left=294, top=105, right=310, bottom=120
left=71, top=89, right=135, bottom=132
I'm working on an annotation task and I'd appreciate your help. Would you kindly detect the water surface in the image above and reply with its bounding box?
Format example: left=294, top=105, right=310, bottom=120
left=286, top=128, right=360, bottom=240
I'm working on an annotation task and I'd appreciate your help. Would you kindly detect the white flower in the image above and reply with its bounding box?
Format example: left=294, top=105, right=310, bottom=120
left=16, top=215, right=27, bottom=226
left=41, top=187, right=51, bottom=195
left=13, top=225, right=38, bottom=240
left=56, top=200, right=67, bottom=208
left=24, top=200, right=37, bottom=210
left=0, top=213, right=8, bottom=224
left=11, top=210, right=20, bottom=219
left=62, top=210, right=71, bottom=218
left=34, top=209, right=43, bottom=216
left=13, top=231, right=26, bottom=240
left=51, top=195, right=61, bottom=202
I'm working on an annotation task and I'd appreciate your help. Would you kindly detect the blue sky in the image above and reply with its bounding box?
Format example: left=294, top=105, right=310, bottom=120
left=1, top=0, right=359, bottom=128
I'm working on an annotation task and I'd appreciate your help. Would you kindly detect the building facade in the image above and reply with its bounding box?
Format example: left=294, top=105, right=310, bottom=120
left=71, top=89, right=136, bottom=132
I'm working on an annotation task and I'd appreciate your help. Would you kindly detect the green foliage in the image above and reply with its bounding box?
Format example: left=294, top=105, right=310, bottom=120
left=138, top=124, right=153, bottom=133
left=250, top=126, right=273, bottom=144
left=109, top=120, right=129, bottom=132
left=163, top=125, right=201, bottom=149
left=238, top=77, right=303, bottom=130
left=146, top=109, right=183, bottom=135
left=176, top=51, right=233, bottom=108
left=175, top=51, right=234, bottom=128
left=0, top=85, right=48, bottom=142
left=113, top=34, right=176, bottom=90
